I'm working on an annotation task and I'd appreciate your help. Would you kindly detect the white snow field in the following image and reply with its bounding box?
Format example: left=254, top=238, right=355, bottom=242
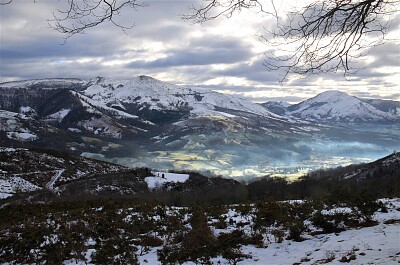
left=144, top=171, right=190, bottom=189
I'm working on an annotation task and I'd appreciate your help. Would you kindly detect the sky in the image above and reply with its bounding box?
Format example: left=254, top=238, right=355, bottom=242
left=0, top=0, right=399, bottom=103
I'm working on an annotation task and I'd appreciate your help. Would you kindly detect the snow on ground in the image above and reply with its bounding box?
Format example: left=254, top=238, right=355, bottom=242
left=6, top=132, right=38, bottom=141
left=0, top=147, right=26, bottom=152
left=239, top=222, right=400, bottom=265
left=46, top=108, right=71, bottom=121
left=144, top=172, right=189, bottom=189
left=0, top=110, right=38, bottom=141
left=0, top=176, right=41, bottom=197
left=138, top=198, right=400, bottom=265
left=0, top=192, right=12, bottom=199
left=45, top=169, right=65, bottom=191
left=68, top=127, right=82, bottom=133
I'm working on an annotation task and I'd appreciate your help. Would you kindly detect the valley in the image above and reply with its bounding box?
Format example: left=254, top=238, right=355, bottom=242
left=0, top=76, right=399, bottom=179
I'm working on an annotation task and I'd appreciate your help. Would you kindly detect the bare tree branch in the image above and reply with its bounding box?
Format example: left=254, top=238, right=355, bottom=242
left=48, top=0, right=148, bottom=41
left=185, top=0, right=400, bottom=81
left=0, top=0, right=13, bottom=5
left=1, top=0, right=147, bottom=41
left=182, top=0, right=275, bottom=23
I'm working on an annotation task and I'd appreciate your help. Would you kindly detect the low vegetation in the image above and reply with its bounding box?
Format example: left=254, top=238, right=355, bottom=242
left=0, top=190, right=393, bottom=264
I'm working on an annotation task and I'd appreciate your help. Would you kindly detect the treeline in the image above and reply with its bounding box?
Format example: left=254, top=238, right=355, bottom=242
left=39, top=169, right=399, bottom=206
left=140, top=164, right=400, bottom=205
left=3, top=154, right=399, bottom=207
left=247, top=171, right=400, bottom=201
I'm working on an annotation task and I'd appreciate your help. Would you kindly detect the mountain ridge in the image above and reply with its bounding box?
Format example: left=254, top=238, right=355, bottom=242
left=1, top=77, right=399, bottom=177
left=262, top=90, right=399, bottom=122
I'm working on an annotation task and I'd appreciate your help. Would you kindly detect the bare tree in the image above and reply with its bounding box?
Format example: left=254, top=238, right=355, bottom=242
left=0, top=0, right=147, bottom=40
left=184, top=0, right=400, bottom=80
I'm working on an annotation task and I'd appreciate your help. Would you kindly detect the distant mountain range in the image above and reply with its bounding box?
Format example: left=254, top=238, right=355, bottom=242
left=261, top=90, right=400, bottom=122
left=1, top=76, right=399, bottom=176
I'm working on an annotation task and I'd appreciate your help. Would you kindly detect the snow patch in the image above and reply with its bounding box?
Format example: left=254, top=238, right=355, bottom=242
left=68, top=127, right=82, bottom=133
left=0, top=192, right=12, bottom=199
left=0, top=176, right=42, bottom=195
left=7, top=132, right=38, bottom=141
left=46, top=108, right=70, bottom=121
left=145, top=172, right=189, bottom=189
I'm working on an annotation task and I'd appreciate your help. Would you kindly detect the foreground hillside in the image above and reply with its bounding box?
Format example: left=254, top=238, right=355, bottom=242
left=1, top=148, right=399, bottom=264
left=1, top=196, right=399, bottom=264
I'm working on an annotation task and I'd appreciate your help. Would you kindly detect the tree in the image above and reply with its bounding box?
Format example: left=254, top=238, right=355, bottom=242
left=1, top=0, right=398, bottom=79
left=184, top=0, right=399, bottom=80
left=0, top=0, right=147, bottom=41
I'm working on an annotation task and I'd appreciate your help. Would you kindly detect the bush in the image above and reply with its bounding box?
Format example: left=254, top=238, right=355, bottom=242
left=311, top=212, right=346, bottom=234
left=287, top=221, right=307, bottom=242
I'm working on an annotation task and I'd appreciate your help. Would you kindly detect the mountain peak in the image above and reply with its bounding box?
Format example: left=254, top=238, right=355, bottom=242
left=137, top=75, right=157, bottom=81
left=312, top=90, right=352, bottom=101
left=318, top=90, right=348, bottom=96
left=287, top=90, right=394, bottom=122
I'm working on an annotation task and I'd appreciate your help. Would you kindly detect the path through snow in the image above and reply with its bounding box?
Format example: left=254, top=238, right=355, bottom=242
left=46, top=169, right=65, bottom=191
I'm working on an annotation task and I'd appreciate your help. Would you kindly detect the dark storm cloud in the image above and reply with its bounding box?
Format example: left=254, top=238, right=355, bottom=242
left=0, top=38, right=146, bottom=62
left=127, top=39, right=252, bottom=68
left=214, top=55, right=288, bottom=83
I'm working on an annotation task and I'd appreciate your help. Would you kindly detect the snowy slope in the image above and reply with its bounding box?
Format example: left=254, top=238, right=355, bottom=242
left=287, top=90, right=396, bottom=122
left=0, top=110, right=39, bottom=141
left=82, top=76, right=285, bottom=121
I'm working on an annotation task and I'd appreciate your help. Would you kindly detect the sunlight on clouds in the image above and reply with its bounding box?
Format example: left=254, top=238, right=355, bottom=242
left=103, top=59, right=134, bottom=66
left=140, top=41, right=165, bottom=52
left=77, top=58, right=96, bottom=64
left=51, top=60, right=74, bottom=65
left=189, top=30, right=205, bottom=38
left=204, top=77, right=250, bottom=87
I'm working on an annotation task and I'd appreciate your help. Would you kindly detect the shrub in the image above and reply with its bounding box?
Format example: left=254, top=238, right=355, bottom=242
left=287, top=221, right=307, bottom=242
left=311, top=212, right=345, bottom=234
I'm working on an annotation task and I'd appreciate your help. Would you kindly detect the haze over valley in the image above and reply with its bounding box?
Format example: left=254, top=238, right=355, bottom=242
left=1, top=76, right=398, bottom=180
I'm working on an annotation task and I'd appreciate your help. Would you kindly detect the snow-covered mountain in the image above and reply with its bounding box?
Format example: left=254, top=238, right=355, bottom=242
left=0, top=75, right=311, bottom=148
left=1, top=78, right=399, bottom=176
left=286, top=90, right=397, bottom=122
left=82, top=76, right=285, bottom=122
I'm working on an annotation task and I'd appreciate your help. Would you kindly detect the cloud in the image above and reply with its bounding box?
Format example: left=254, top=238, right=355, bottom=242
left=0, top=0, right=399, bottom=102
left=366, top=43, right=400, bottom=68
left=126, top=37, right=252, bottom=68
